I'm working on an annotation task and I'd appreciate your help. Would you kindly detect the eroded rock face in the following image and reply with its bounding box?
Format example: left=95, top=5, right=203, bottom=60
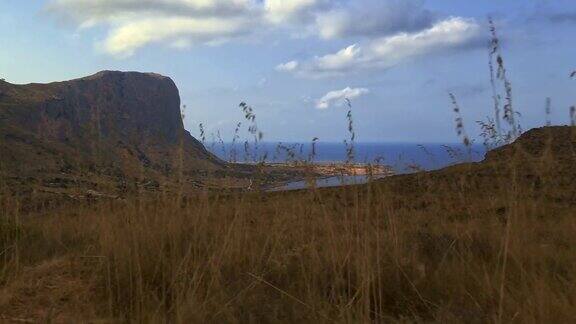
left=29, top=71, right=183, bottom=144
left=0, top=71, right=224, bottom=186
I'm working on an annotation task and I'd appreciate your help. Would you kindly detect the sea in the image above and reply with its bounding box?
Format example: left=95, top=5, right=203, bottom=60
left=207, top=142, right=487, bottom=190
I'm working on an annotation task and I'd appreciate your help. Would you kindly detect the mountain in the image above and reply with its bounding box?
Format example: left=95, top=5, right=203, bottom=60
left=0, top=71, right=227, bottom=193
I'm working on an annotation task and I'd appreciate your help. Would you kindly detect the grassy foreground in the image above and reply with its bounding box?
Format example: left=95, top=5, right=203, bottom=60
left=0, top=126, right=575, bottom=323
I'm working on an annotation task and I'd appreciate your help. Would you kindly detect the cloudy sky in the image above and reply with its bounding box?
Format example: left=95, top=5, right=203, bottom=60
left=1, top=0, right=575, bottom=143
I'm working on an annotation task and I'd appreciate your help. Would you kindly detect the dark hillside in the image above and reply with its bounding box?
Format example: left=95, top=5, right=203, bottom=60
left=0, top=71, right=226, bottom=193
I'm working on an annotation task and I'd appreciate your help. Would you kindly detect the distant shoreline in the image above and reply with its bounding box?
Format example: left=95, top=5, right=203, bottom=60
left=264, top=162, right=394, bottom=177
left=209, top=142, right=486, bottom=173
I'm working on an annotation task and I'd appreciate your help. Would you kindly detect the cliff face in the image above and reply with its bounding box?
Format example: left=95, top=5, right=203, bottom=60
left=0, top=71, right=224, bottom=188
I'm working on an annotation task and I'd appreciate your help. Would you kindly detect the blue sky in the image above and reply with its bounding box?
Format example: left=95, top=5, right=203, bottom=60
left=1, top=0, right=575, bottom=143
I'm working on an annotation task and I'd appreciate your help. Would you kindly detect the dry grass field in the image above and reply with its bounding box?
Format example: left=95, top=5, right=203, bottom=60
left=0, top=126, right=574, bottom=323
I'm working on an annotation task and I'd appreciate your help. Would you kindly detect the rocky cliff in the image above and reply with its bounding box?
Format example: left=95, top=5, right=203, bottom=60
left=0, top=71, right=226, bottom=192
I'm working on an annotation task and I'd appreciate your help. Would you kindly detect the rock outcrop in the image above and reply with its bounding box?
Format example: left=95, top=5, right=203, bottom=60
left=0, top=71, right=225, bottom=191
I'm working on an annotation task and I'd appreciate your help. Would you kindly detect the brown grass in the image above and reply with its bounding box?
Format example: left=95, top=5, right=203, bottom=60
left=0, top=126, right=575, bottom=323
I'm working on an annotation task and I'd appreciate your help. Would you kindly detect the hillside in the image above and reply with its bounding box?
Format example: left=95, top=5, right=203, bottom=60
left=0, top=71, right=236, bottom=194
left=0, top=126, right=574, bottom=322
left=377, top=126, right=576, bottom=201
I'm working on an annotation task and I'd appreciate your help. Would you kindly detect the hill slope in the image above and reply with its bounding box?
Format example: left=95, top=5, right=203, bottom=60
left=0, top=127, right=575, bottom=322
left=0, top=71, right=226, bottom=192
left=380, top=126, right=575, bottom=198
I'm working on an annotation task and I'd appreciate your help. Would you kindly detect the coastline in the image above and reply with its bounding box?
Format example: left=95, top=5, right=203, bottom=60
left=259, top=162, right=395, bottom=191
left=262, top=161, right=394, bottom=176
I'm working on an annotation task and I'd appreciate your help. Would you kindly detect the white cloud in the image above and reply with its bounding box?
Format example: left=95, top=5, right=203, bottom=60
left=47, top=0, right=255, bottom=23
left=100, top=16, right=255, bottom=57
left=46, top=0, right=452, bottom=58
left=265, top=0, right=328, bottom=24
left=316, top=0, right=434, bottom=39
left=275, top=60, right=300, bottom=72
left=314, top=44, right=362, bottom=73
left=279, top=17, right=483, bottom=78
left=48, top=0, right=326, bottom=57
left=316, top=87, right=369, bottom=109
left=47, top=0, right=263, bottom=57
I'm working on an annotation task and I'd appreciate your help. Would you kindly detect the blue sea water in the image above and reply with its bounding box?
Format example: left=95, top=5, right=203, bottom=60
left=267, top=175, right=390, bottom=192
left=208, top=142, right=486, bottom=173
left=207, top=142, right=486, bottom=191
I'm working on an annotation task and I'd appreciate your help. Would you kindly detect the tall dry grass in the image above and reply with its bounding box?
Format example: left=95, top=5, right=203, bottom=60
left=1, top=142, right=576, bottom=323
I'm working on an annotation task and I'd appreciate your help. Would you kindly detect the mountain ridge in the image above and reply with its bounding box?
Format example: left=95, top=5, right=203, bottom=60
left=0, top=70, right=227, bottom=193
